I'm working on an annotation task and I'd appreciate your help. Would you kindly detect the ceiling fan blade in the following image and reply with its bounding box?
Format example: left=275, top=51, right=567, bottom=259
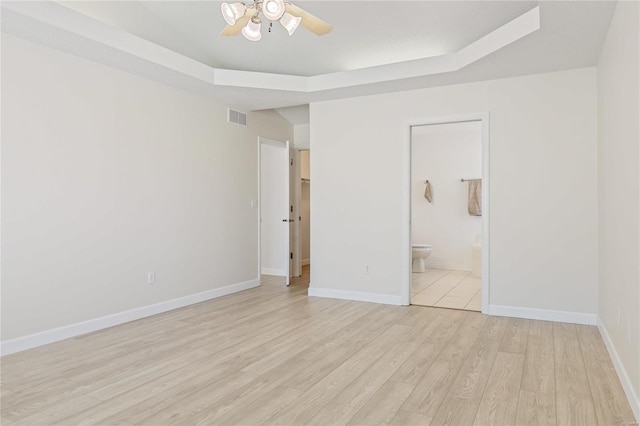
left=285, top=3, right=332, bottom=36
left=221, top=7, right=256, bottom=36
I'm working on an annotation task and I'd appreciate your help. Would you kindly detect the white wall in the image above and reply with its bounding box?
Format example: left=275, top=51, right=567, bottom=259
left=597, top=1, right=640, bottom=408
left=311, top=67, right=598, bottom=317
left=260, top=142, right=288, bottom=275
left=1, top=34, right=293, bottom=342
left=412, top=121, right=482, bottom=271
left=294, top=124, right=310, bottom=150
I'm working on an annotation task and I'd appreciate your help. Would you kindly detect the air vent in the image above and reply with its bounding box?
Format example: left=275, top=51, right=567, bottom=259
left=228, top=108, right=247, bottom=126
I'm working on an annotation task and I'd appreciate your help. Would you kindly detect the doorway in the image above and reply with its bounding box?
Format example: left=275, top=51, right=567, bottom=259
left=404, top=114, right=489, bottom=313
left=258, top=137, right=291, bottom=285
left=289, top=148, right=310, bottom=285
left=299, top=150, right=311, bottom=282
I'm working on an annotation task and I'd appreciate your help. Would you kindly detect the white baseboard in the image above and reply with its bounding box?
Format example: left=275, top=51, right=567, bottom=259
left=308, top=286, right=402, bottom=305
left=488, top=304, right=597, bottom=325
left=0, top=278, right=260, bottom=356
left=302, top=259, right=310, bottom=266
left=597, top=318, right=640, bottom=422
left=261, top=267, right=286, bottom=276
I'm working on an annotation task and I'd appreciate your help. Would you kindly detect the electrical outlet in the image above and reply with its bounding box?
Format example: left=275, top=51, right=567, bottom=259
left=250, top=198, right=258, bottom=208
left=364, top=265, right=369, bottom=274
left=147, top=272, right=155, bottom=285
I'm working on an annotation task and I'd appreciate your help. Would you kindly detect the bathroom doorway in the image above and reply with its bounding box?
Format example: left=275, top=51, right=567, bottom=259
left=405, top=115, right=489, bottom=313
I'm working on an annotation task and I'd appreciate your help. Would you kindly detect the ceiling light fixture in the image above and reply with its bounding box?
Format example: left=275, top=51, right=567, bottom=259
left=221, top=2, right=246, bottom=26
left=241, top=16, right=262, bottom=41
left=279, top=12, right=301, bottom=36
left=262, top=0, right=285, bottom=21
left=220, top=1, right=332, bottom=41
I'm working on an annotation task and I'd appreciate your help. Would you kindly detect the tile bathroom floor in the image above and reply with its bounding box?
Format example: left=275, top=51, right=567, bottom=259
left=411, top=269, right=481, bottom=311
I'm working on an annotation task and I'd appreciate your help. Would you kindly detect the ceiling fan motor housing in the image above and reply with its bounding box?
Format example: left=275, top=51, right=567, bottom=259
left=261, top=0, right=286, bottom=21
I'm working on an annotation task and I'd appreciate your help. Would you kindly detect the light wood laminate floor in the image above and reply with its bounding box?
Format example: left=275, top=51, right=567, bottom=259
left=1, top=266, right=636, bottom=426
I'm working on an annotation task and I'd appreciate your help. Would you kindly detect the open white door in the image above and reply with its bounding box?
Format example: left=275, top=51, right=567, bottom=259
left=284, top=140, right=291, bottom=286
left=259, top=137, right=292, bottom=285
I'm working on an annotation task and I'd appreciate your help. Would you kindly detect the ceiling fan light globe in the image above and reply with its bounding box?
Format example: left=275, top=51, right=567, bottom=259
left=242, top=19, right=262, bottom=41
left=262, top=0, right=285, bottom=21
left=279, top=12, right=301, bottom=36
left=221, top=2, right=246, bottom=26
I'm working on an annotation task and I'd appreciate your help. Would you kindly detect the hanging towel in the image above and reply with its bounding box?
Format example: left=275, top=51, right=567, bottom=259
left=424, top=180, right=432, bottom=203
left=468, top=179, right=482, bottom=216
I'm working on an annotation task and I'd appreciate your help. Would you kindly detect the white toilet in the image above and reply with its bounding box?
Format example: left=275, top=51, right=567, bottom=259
left=412, top=244, right=432, bottom=273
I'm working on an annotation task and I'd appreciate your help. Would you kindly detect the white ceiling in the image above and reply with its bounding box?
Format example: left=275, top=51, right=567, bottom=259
left=2, top=1, right=616, bottom=112
left=62, top=1, right=538, bottom=76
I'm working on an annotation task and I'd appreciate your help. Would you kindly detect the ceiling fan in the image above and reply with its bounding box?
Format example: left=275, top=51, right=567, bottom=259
left=220, top=0, right=333, bottom=41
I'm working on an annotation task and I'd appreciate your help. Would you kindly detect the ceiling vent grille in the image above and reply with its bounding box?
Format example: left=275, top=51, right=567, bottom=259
left=228, top=108, right=247, bottom=126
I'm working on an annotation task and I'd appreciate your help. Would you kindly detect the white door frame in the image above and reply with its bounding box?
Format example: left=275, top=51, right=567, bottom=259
left=402, top=113, right=490, bottom=314
left=257, top=136, right=291, bottom=285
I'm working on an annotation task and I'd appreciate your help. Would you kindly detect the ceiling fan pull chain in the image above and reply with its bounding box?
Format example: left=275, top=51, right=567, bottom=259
left=269, top=22, right=273, bottom=32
